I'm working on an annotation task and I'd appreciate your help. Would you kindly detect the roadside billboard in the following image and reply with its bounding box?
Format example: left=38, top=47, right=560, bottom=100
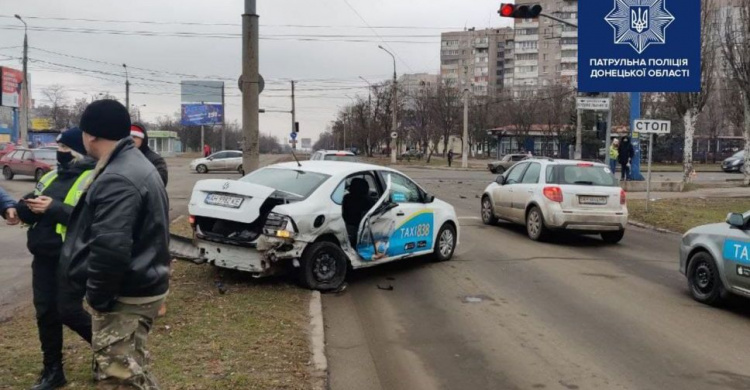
left=181, top=103, right=223, bottom=126
left=1, top=67, right=23, bottom=108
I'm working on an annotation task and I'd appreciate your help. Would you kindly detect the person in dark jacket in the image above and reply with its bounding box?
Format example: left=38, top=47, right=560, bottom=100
left=59, top=100, right=170, bottom=389
left=0, top=185, right=18, bottom=225
left=617, top=136, right=635, bottom=181
left=130, top=122, right=168, bottom=186
left=17, top=128, right=95, bottom=390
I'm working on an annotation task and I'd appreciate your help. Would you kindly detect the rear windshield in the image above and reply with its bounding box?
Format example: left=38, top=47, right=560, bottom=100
left=323, top=154, right=357, bottom=162
left=547, top=165, right=617, bottom=187
left=240, top=168, right=330, bottom=199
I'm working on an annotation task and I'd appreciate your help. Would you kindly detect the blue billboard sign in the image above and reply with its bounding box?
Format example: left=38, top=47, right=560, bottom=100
left=181, top=104, right=223, bottom=126
left=578, top=0, right=701, bottom=93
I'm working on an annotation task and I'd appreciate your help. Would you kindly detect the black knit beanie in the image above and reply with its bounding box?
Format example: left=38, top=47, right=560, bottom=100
left=79, top=99, right=131, bottom=141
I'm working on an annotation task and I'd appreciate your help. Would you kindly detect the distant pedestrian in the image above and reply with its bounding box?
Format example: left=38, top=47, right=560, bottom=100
left=17, top=128, right=96, bottom=390
left=59, top=100, right=170, bottom=389
left=203, top=144, right=211, bottom=158
left=0, top=185, right=18, bottom=225
left=447, top=149, right=454, bottom=167
left=618, top=136, right=634, bottom=181
left=527, top=150, right=533, bottom=158
left=609, top=139, right=620, bottom=175
left=131, top=123, right=169, bottom=186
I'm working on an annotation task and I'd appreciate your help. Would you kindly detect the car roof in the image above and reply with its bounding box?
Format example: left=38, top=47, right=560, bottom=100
left=317, top=150, right=354, bottom=155
left=524, top=158, right=608, bottom=167
left=266, top=161, right=395, bottom=176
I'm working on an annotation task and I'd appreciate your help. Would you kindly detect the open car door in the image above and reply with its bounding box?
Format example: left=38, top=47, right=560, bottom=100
left=356, top=174, right=396, bottom=262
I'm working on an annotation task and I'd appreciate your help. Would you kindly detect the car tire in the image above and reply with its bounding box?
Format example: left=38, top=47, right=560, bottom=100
left=298, top=242, right=348, bottom=291
left=526, top=206, right=548, bottom=242
left=2, top=166, right=13, bottom=180
left=432, top=223, right=456, bottom=262
left=34, top=168, right=45, bottom=183
left=601, top=230, right=625, bottom=244
left=196, top=164, right=208, bottom=174
left=687, top=251, right=727, bottom=306
left=481, top=196, right=498, bottom=225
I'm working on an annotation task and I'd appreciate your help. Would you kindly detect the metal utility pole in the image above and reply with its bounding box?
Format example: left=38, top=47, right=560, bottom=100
left=359, top=76, right=373, bottom=155
left=242, top=0, right=260, bottom=172
left=221, top=83, right=226, bottom=151
left=123, top=64, right=130, bottom=113
left=462, top=89, right=469, bottom=168
left=291, top=80, right=296, bottom=150
left=15, top=14, right=28, bottom=147
left=379, top=45, right=397, bottom=164
left=604, top=97, right=613, bottom=167
left=575, top=108, right=582, bottom=160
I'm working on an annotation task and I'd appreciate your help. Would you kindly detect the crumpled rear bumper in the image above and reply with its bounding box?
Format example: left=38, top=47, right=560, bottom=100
left=196, top=235, right=311, bottom=276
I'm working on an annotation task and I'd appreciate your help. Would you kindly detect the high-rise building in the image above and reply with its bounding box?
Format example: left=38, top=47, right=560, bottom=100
left=440, top=27, right=515, bottom=96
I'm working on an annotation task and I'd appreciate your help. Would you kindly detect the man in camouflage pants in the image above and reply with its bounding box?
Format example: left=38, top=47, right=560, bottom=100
left=59, top=100, right=170, bottom=389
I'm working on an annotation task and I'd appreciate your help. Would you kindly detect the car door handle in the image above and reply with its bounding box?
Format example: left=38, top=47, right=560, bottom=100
left=396, top=211, right=405, bottom=216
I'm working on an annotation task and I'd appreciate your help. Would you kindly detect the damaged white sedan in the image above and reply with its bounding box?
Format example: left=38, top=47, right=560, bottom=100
left=187, top=161, right=459, bottom=291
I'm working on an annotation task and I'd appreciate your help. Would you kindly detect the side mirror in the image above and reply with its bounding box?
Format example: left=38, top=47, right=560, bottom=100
left=727, top=213, right=746, bottom=229
left=495, top=175, right=505, bottom=185
left=424, top=193, right=435, bottom=203
left=207, top=157, right=213, bottom=161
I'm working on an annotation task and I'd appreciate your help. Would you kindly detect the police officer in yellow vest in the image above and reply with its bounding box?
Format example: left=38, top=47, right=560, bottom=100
left=16, top=128, right=96, bottom=390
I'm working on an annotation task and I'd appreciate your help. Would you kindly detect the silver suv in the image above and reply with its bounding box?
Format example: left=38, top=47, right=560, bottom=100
left=481, top=159, right=628, bottom=243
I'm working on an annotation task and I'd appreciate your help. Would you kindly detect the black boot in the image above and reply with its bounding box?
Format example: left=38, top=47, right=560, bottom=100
left=30, top=362, right=67, bottom=390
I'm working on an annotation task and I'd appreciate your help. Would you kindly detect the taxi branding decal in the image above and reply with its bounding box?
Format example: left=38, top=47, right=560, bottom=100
left=358, top=210, right=434, bottom=261
left=723, top=239, right=750, bottom=264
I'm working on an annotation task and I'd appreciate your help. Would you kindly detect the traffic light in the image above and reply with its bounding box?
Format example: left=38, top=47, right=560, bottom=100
left=499, top=3, right=542, bottom=18
left=294, top=122, right=300, bottom=133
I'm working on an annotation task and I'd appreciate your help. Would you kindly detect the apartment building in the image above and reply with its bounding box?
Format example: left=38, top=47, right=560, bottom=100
left=440, top=27, right=515, bottom=96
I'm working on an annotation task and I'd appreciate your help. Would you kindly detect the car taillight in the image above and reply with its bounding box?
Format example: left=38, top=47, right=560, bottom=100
left=543, top=186, right=563, bottom=203
left=577, top=162, right=594, bottom=167
left=620, top=189, right=627, bottom=205
left=188, top=215, right=196, bottom=226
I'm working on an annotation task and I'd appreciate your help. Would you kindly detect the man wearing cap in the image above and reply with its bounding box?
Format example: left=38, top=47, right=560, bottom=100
left=130, top=122, right=168, bottom=186
left=58, top=99, right=170, bottom=389
left=16, top=128, right=96, bottom=390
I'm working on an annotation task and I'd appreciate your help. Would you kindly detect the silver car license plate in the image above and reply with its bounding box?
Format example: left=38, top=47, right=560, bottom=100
left=579, top=196, right=608, bottom=205
left=205, top=193, right=244, bottom=208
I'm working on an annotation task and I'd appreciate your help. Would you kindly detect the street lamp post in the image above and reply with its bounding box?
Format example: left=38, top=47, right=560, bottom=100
left=359, top=76, right=373, bottom=156
left=123, top=64, right=130, bottom=113
left=14, top=14, right=28, bottom=147
left=379, top=45, right=397, bottom=164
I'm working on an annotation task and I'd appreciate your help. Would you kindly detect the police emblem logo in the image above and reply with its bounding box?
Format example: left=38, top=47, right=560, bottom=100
left=605, top=0, right=675, bottom=54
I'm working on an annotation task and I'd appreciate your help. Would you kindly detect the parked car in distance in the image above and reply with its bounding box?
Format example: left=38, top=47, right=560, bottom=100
left=0, top=142, right=18, bottom=159
left=481, top=159, right=628, bottom=243
left=487, top=154, right=529, bottom=174
left=190, top=151, right=243, bottom=174
left=721, top=150, right=746, bottom=173
left=680, top=211, right=750, bottom=306
left=187, top=161, right=459, bottom=291
left=399, top=149, right=424, bottom=160
left=1, top=148, right=54, bottom=181
left=310, top=150, right=358, bottom=162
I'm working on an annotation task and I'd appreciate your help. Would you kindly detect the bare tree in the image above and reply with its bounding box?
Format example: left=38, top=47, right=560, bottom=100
left=666, top=0, right=717, bottom=183
left=41, top=85, right=69, bottom=129
left=723, top=0, right=750, bottom=185
left=430, top=82, right=462, bottom=156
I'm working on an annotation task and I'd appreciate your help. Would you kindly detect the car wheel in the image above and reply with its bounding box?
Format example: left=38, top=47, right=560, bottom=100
left=526, top=206, right=548, bottom=242
left=687, top=252, right=726, bottom=306
left=298, top=242, right=348, bottom=291
left=481, top=196, right=498, bottom=225
left=601, top=230, right=625, bottom=244
left=432, top=223, right=456, bottom=262
left=34, top=169, right=44, bottom=182
left=2, top=166, right=13, bottom=180
left=196, top=164, right=208, bottom=174
left=237, top=165, right=245, bottom=175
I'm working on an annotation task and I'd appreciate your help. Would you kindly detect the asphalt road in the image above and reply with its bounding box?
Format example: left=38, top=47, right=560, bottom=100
left=0, top=154, right=283, bottom=319
left=324, top=168, right=750, bottom=390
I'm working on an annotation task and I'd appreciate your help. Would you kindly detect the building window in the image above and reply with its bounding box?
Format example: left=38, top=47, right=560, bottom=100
left=543, top=66, right=548, bottom=73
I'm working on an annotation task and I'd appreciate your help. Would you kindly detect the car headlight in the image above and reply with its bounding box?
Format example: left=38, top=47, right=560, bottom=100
left=263, top=212, right=298, bottom=238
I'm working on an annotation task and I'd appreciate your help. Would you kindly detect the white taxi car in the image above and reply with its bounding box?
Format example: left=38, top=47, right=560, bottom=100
left=481, top=159, right=628, bottom=243
left=187, top=161, right=459, bottom=290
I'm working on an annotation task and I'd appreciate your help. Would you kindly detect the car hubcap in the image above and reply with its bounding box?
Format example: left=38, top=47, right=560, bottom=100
left=439, top=229, right=454, bottom=257
left=313, top=253, right=336, bottom=283
left=482, top=200, right=492, bottom=222
left=528, top=211, right=540, bottom=237
left=694, top=262, right=714, bottom=294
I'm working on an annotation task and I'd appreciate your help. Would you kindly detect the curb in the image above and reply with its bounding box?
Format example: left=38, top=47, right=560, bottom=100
left=309, top=291, right=328, bottom=389
left=628, top=220, right=680, bottom=235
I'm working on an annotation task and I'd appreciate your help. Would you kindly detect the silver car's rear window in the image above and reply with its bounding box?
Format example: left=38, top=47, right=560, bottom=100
left=240, top=168, right=330, bottom=199
left=547, top=165, right=617, bottom=187
left=323, top=155, right=357, bottom=162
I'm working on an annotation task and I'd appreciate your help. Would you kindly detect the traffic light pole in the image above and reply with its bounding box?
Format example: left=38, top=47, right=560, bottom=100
left=539, top=13, right=578, bottom=29
left=242, top=0, right=260, bottom=173
left=291, top=80, right=296, bottom=150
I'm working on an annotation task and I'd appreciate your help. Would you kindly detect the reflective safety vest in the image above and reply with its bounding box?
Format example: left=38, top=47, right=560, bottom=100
left=34, top=170, right=95, bottom=240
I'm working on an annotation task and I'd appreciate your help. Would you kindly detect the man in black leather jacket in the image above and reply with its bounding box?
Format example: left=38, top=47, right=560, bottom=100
left=58, top=99, right=170, bottom=389
left=130, top=122, right=168, bottom=186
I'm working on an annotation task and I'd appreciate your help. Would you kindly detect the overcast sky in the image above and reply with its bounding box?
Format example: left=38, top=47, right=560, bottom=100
left=0, top=0, right=512, bottom=144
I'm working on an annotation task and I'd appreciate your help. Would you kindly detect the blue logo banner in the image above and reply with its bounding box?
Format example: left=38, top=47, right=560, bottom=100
left=181, top=104, right=223, bottom=126
left=724, top=239, right=750, bottom=264
left=578, top=0, right=701, bottom=92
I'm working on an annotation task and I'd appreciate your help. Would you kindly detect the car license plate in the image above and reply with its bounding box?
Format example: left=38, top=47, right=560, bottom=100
left=579, top=196, right=608, bottom=205
left=205, top=193, right=244, bottom=208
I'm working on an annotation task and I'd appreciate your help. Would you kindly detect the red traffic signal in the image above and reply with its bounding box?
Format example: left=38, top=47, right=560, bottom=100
left=498, top=3, right=543, bottom=19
